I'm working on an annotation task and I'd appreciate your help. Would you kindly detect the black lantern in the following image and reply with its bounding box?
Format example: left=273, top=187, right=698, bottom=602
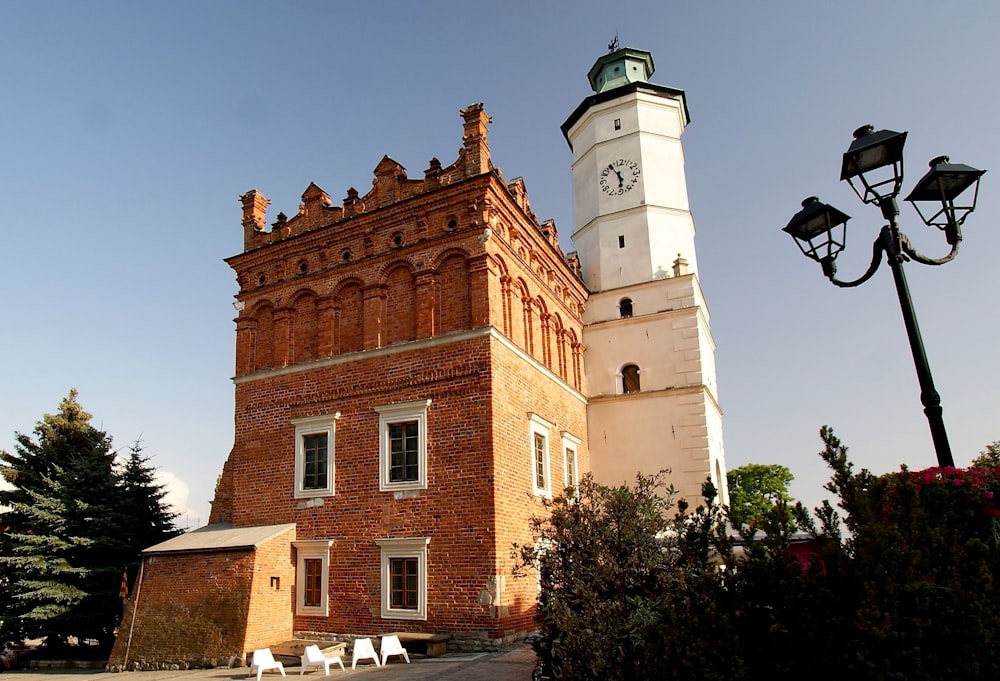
left=782, top=197, right=850, bottom=264
left=781, top=123, right=987, bottom=470
left=840, top=125, right=908, bottom=205
left=905, top=155, right=986, bottom=231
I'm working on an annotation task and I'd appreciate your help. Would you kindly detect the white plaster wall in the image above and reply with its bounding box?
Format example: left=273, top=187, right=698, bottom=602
left=568, top=91, right=696, bottom=293
left=587, top=389, right=725, bottom=506
left=567, top=72, right=727, bottom=507
left=583, top=309, right=703, bottom=396
left=572, top=209, right=698, bottom=292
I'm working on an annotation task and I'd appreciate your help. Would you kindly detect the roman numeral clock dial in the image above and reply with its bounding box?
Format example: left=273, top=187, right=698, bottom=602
left=599, top=158, right=640, bottom=195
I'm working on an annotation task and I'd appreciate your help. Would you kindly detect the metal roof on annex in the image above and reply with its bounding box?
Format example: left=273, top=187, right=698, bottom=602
left=142, top=522, right=296, bottom=555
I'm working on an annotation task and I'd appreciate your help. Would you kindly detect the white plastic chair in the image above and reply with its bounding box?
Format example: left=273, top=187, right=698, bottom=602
left=250, top=648, right=286, bottom=681
left=350, top=638, right=381, bottom=669
left=379, top=635, right=410, bottom=665
left=300, top=644, right=344, bottom=675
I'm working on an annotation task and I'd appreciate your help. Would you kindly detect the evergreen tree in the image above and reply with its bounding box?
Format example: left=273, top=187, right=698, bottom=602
left=0, top=390, right=112, bottom=532
left=0, top=391, right=180, bottom=650
left=1, top=474, right=92, bottom=633
left=115, top=441, right=181, bottom=553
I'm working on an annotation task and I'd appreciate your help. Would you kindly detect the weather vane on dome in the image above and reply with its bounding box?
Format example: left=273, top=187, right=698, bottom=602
left=607, top=34, right=619, bottom=52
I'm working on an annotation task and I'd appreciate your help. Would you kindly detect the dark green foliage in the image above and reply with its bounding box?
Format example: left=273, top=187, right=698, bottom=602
left=514, top=473, right=741, bottom=681
left=0, top=391, right=180, bottom=650
left=816, top=427, right=1000, bottom=680
left=518, top=429, right=1000, bottom=680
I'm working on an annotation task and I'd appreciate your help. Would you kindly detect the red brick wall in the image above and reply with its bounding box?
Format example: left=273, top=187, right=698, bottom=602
left=109, top=550, right=255, bottom=667
left=108, top=528, right=297, bottom=668
left=204, top=104, right=589, bottom=647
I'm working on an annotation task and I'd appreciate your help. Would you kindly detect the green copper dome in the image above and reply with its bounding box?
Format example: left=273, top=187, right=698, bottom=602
left=587, top=47, right=654, bottom=93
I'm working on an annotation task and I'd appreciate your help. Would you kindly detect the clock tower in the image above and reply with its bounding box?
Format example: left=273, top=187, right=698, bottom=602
left=563, top=46, right=728, bottom=505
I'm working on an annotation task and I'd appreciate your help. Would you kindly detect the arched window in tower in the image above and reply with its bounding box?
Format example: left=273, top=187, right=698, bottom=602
left=622, top=364, right=640, bottom=394
left=619, top=297, right=633, bottom=318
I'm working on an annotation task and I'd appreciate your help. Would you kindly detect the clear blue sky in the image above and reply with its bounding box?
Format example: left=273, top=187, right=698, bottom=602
left=2, top=1, right=998, bottom=526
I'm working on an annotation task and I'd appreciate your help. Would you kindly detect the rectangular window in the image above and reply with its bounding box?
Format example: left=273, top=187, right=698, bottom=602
left=302, top=434, right=328, bottom=490
left=618, top=235, right=625, bottom=248
left=376, top=537, right=430, bottom=620
left=534, top=433, right=547, bottom=491
left=562, top=432, right=581, bottom=498
left=294, top=540, right=332, bottom=616
left=376, top=399, right=431, bottom=492
left=389, top=557, right=419, bottom=610
left=564, top=446, right=576, bottom=492
left=303, top=558, right=323, bottom=607
left=529, top=413, right=553, bottom=498
left=389, top=421, right=419, bottom=482
left=292, top=414, right=339, bottom=499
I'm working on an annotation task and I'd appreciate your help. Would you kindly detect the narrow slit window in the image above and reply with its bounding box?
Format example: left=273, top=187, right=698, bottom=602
left=618, top=235, right=625, bottom=248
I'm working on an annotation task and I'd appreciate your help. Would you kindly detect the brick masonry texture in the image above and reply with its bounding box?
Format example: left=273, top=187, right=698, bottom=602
left=112, top=104, right=590, bottom=666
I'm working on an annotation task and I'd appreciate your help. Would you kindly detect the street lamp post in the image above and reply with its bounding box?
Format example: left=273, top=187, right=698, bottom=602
left=782, top=125, right=986, bottom=469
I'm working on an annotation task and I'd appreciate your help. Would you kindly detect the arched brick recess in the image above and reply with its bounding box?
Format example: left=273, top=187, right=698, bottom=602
left=438, top=252, right=471, bottom=334
left=515, top=278, right=532, bottom=354
left=291, top=289, right=319, bottom=363
left=384, top=263, right=416, bottom=344
left=250, top=302, right=274, bottom=370
left=336, top=281, right=364, bottom=354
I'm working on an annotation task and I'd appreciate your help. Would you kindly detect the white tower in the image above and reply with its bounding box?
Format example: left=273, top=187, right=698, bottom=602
left=563, top=46, right=728, bottom=505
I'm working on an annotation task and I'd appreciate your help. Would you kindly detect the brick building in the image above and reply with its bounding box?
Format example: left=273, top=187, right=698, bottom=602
left=108, top=46, right=725, bottom=668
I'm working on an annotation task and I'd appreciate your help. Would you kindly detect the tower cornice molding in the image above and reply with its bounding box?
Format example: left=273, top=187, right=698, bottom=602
left=561, top=81, right=690, bottom=150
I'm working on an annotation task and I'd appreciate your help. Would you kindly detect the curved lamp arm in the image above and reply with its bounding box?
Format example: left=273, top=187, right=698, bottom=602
left=898, top=229, right=961, bottom=266
left=824, top=236, right=885, bottom=288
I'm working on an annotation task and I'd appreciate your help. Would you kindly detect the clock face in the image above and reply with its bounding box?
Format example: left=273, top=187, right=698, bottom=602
left=599, top=158, right=641, bottom=195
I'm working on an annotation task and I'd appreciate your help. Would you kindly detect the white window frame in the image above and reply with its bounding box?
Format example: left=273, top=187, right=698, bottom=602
left=293, top=539, right=332, bottom=616
left=376, top=537, right=430, bottom=621
left=529, top=413, right=554, bottom=498
left=292, top=413, right=340, bottom=499
left=562, top=432, right=581, bottom=497
left=375, top=399, right=431, bottom=492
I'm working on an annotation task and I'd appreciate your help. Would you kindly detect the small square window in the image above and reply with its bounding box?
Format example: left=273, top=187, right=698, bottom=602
left=292, top=414, right=339, bottom=499
left=376, top=399, right=431, bottom=492
left=377, top=537, right=429, bottom=620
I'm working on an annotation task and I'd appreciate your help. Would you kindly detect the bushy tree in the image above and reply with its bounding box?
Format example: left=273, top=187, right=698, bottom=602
left=970, top=440, right=1000, bottom=468
left=726, top=463, right=794, bottom=527
left=519, top=430, right=1000, bottom=680
left=0, top=391, right=179, bottom=650
left=817, top=427, right=1000, bottom=680
left=515, top=473, right=740, bottom=681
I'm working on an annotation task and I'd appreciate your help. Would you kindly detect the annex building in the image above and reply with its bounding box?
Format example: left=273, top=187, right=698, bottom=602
left=109, top=45, right=727, bottom=667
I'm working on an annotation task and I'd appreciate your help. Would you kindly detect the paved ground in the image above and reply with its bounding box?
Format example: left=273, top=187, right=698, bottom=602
left=1, top=644, right=537, bottom=681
